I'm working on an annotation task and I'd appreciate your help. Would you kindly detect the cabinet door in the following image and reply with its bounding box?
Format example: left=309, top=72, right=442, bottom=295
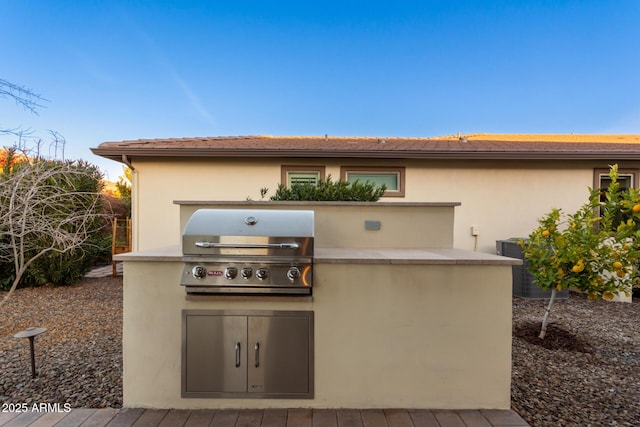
left=247, top=315, right=311, bottom=395
left=184, top=314, right=247, bottom=393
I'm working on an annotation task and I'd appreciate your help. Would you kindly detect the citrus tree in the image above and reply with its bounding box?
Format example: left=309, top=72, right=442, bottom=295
left=522, top=165, right=640, bottom=338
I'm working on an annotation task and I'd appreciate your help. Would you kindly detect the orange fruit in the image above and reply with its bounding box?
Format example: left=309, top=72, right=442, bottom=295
left=633, top=204, right=640, bottom=213
left=541, top=230, right=550, bottom=237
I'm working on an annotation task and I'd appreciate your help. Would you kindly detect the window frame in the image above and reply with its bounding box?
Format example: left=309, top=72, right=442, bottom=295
left=593, top=168, right=638, bottom=231
left=593, top=168, right=638, bottom=192
left=340, top=166, right=405, bottom=197
left=281, top=166, right=326, bottom=187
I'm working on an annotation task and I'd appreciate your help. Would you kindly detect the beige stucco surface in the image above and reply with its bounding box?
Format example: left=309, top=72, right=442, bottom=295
left=128, top=158, right=638, bottom=253
left=118, top=200, right=517, bottom=409
left=121, top=256, right=513, bottom=409
left=176, top=201, right=457, bottom=249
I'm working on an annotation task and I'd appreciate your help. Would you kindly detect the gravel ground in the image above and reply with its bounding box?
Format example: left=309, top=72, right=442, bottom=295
left=1, top=277, right=639, bottom=426
left=0, top=276, right=122, bottom=409
left=512, top=291, right=640, bottom=426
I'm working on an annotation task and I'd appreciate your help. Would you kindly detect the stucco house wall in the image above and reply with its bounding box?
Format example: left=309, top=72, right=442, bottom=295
left=128, top=157, right=630, bottom=252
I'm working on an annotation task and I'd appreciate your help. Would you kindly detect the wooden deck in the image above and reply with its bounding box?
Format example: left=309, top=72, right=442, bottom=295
left=0, top=408, right=529, bottom=427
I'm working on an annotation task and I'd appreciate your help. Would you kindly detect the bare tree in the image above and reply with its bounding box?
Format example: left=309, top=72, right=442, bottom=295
left=0, top=79, right=49, bottom=140
left=0, top=159, right=106, bottom=309
left=47, top=129, right=66, bottom=160
left=0, top=79, right=48, bottom=115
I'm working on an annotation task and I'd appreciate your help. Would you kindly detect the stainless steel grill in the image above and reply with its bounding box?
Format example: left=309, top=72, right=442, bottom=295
left=181, top=209, right=314, bottom=295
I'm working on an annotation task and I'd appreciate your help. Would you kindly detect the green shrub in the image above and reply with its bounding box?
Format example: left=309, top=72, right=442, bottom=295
left=270, top=176, right=386, bottom=201
left=0, top=157, right=109, bottom=289
left=0, top=259, right=14, bottom=290
left=18, top=234, right=112, bottom=286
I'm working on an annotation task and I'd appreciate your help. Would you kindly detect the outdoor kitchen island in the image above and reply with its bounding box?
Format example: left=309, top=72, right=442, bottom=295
left=116, top=202, right=520, bottom=410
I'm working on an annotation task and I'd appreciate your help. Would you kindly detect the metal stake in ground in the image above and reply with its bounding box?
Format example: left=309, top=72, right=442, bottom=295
left=14, top=327, right=47, bottom=378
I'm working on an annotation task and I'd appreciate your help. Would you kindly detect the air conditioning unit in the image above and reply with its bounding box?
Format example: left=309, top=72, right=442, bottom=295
left=496, top=239, right=569, bottom=300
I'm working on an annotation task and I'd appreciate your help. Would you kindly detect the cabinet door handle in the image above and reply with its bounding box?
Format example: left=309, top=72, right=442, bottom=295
left=254, top=342, right=260, bottom=368
left=235, top=342, right=241, bottom=368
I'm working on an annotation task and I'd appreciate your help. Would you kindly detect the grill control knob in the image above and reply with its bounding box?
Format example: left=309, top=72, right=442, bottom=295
left=192, top=266, right=207, bottom=280
left=256, top=267, right=269, bottom=280
left=241, top=267, right=253, bottom=279
left=224, top=267, right=238, bottom=280
left=287, top=266, right=301, bottom=282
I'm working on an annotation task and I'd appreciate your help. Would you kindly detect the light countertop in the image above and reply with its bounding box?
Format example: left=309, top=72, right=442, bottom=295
left=314, top=247, right=522, bottom=265
left=115, top=245, right=521, bottom=266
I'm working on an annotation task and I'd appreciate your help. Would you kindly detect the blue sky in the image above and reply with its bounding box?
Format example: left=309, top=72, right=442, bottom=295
left=1, top=0, right=639, bottom=180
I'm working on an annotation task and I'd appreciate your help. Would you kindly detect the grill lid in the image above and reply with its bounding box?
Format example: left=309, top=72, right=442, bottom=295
left=182, top=209, right=314, bottom=257
left=183, top=209, right=314, bottom=237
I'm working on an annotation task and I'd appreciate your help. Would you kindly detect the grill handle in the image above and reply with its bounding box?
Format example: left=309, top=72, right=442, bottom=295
left=195, top=242, right=300, bottom=249
left=254, top=342, right=260, bottom=368
left=235, top=342, right=241, bottom=368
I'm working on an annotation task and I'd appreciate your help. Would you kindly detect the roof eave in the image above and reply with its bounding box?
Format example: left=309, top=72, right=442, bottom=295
left=91, top=147, right=640, bottom=163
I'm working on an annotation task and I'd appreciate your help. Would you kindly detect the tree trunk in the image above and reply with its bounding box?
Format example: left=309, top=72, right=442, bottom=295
left=539, top=288, right=558, bottom=339
left=0, top=268, right=25, bottom=310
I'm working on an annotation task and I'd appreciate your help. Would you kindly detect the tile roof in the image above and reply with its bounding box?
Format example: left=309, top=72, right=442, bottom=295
left=428, top=133, right=640, bottom=143
left=91, top=134, right=640, bottom=162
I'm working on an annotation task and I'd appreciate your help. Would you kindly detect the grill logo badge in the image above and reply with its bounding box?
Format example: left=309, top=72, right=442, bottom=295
left=208, top=270, right=223, bottom=277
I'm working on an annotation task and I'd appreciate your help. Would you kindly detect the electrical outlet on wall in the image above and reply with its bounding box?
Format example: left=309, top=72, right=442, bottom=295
left=471, top=226, right=480, bottom=236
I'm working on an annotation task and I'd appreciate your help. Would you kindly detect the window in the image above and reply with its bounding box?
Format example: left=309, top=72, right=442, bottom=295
left=340, top=166, right=405, bottom=197
left=594, top=168, right=638, bottom=230
left=281, top=166, right=325, bottom=187
left=594, top=168, right=638, bottom=196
